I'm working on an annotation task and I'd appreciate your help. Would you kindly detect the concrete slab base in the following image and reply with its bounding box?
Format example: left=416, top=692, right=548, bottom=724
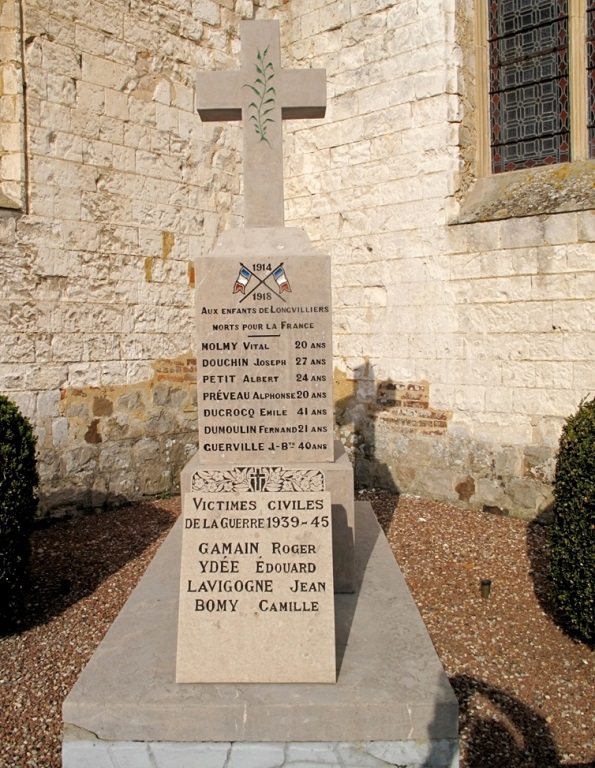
left=63, top=738, right=459, bottom=767
left=62, top=502, right=459, bottom=768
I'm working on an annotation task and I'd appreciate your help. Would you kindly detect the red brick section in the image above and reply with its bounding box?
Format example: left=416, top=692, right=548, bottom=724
left=154, top=357, right=197, bottom=383
left=373, top=380, right=450, bottom=435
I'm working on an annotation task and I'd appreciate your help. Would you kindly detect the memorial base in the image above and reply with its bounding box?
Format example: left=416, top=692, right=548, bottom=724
left=62, top=502, right=459, bottom=768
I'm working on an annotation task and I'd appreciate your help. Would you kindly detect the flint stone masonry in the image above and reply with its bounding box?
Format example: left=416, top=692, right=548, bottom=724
left=42, top=359, right=198, bottom=512
left=0, top=0, right=593, bottom=519
left=62, top=502, right=459, bottom=767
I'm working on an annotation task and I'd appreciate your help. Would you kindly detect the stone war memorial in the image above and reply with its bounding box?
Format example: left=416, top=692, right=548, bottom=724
left=62, top=20, right=459, bottom=768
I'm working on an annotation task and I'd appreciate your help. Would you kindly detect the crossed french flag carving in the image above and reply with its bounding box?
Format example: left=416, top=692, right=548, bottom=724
left=233, top=262, right=292, bottom=299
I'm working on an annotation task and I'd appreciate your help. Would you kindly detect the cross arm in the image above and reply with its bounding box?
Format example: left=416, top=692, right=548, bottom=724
left=280, top=70, right=326, bottom=120
left=195, top=71, right=245, bottom=122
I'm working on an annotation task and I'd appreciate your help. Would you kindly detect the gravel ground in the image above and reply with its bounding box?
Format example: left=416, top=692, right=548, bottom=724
left=0, top=493, right=593, bottom=768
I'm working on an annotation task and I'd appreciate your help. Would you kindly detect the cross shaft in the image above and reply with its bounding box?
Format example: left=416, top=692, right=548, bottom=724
left=196, top=20, right=326, bottom=228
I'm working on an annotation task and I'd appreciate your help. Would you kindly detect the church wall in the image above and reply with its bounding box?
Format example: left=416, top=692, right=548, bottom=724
left=0, top=0, right=26, bottom=208
left=280, top=0, right=595, bottom=519
left=0, top=0, right=248, bottom=514
left=1, top=0, right=592, bottom=520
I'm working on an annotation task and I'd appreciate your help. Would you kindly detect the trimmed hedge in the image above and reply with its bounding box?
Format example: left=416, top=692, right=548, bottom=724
left=0, top=396, right=38, bottom=630
left=551, top=397, right=595, bottom=646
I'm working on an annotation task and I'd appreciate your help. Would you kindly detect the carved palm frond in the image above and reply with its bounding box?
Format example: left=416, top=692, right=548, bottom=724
left=244, top=46, right=276, bottom=147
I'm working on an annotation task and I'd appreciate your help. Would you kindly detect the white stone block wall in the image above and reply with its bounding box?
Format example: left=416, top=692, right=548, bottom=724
left=0, top=0, right=26, bottom=208
left=0, top=0, right=250, bottom=513
left=1, top=0, right=593, bottom=517
left=279, top=0, right=594, bottom=518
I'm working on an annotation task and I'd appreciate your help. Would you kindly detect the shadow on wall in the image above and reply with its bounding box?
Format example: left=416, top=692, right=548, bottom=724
left=451, top=673, right=593, bottom=768
left=5, top=502, right=178, bottom=636
left=335, top=360, right=399, bottom=494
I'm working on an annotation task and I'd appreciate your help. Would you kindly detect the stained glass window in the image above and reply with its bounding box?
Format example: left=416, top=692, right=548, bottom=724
left=488, top=0, right=570, bottom=173
left=587, top=1, right=595, bottom=157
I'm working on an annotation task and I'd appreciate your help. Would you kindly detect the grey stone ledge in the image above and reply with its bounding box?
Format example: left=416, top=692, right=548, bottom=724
left=63, top=738, right=460, bottom=768
left=452, top=160, right=595, bottom=223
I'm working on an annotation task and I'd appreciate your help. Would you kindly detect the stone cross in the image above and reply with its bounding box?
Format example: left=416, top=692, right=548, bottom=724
left=196, top=20, right=326, bottom=228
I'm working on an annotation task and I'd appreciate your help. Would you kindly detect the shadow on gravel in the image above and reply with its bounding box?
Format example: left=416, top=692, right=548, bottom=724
left=451, top=673, right=594, bottom=768
left=7, top=501, right=178, bottom=636
left=525, top=510, right=558, bottom=625
left=359, top=489, right=400, bottom=536
left=524, top=510, right=593, bottom=649
left=527, top=511, right=595, bottom=652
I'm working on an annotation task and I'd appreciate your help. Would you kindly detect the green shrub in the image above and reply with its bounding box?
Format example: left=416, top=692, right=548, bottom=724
left=551, top=397, right=595, bottom=646
left=0, top=396, right=38, bottom=629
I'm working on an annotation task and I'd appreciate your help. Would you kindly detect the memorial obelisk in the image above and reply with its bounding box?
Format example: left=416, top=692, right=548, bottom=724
left=176, top=20, right=355, bottom=684
left=62, top=21, right=459, bottom=765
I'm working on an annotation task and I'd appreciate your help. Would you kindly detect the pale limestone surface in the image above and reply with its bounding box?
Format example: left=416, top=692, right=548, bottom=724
left=280, top=2, right=593, bottom=518
left=0, top=0, right=25, bottom=208
left=181, top=439, right=355, bottom=593
left=63, top=738, right=459, bottom=768
left=211, top=225, right=320, bottom=256
left=196, top=20, right=326, bottom=226
left=63, top=503, right=458, bottom=764
left=1, top=2, right=592, bottom=519
left=176, top=490, right=335, bottom=683
left=0, top=0, right=241, bottom=513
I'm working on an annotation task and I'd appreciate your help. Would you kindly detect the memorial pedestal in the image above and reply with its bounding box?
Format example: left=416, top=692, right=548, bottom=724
left=61, top=21, right=462, bottom=760
left=180, top=223, right=350, bottom=683
left=62, top=502, right=459, bottom=768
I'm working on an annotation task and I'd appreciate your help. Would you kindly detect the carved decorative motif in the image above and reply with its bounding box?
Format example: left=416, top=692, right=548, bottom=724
left=192, top=467, right=325, bottom=493
left=244, top=46, right=275, bottom=146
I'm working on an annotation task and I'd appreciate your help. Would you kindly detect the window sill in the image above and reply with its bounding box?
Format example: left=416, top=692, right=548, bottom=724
left=451, top=160, right=595, bottom=224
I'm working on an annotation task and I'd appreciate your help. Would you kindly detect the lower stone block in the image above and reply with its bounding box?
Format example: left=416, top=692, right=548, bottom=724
left=180, top=439, right=355, bottom=592
left=63, top=738, right=460, bottom=768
